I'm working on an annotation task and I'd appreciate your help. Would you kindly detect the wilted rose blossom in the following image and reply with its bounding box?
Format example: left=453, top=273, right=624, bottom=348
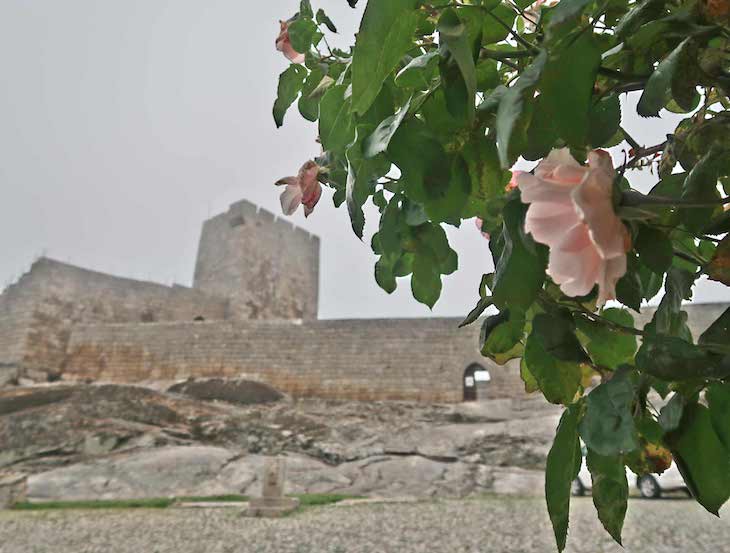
left=506, top=170, right=521, bottom=192
left=516, top=148, right=630, bottom=306
left=523, top=0, right=560, bottom=30
left=475, top=218, right=489, bottom=240
left=275, top=20, right=305, bottom=64
left=275, top=161, right=322, bottom=217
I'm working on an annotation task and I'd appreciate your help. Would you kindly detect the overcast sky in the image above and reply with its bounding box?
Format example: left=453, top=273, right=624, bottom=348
left=0, top=1, right=725, bottom=319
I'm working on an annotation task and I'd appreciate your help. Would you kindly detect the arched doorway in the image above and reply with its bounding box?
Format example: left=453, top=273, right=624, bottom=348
left=463, top=364, right=491, bottom=402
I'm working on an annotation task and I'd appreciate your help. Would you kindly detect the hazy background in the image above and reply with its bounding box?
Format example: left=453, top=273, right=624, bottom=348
left=0, top=0, right=725, bottom=319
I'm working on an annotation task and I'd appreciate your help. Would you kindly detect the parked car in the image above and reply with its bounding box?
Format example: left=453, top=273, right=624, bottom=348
left=572, top=448, right=688, bottom=499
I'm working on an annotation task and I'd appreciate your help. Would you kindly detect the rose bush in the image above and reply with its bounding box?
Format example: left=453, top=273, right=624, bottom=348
left=270, top=1, right=730, bottom=550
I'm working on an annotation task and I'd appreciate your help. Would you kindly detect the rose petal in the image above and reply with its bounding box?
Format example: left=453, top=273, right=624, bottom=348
left=572, top=170, right=627, bottom=259
left=525, top=206, right=582, bottom=248
left=275, top=176, right=298, bottom=187
left=280, top=184, right=302, bottom=216
left=596, top=255, right=627, bottom=307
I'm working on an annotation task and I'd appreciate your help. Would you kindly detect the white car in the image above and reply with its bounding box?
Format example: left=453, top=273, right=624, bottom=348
left=572, top=451, right=688, bottom=499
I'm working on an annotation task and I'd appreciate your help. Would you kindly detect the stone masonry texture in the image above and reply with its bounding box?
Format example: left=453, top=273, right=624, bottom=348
left=64, top=318, right=508, bottom=402
left=193, top=200, right=319, bottom=321
left=61, top=303, right=728, bottom=403
left=0, top=258, right=227, bottom=378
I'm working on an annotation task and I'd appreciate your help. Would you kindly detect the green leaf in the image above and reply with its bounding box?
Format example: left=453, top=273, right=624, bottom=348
left=707, top=234, right=730, bottom=286
left=699, top=307, right=730, bottom=348
left=476, top=59, right=499, bottom=92
left=681, top=149, right=721, bottom=234
left=615, top=254, right=643, bottom=312
left=316, top=8, right=338, bottom=33
left=374, top=256, right=397, bottom=293
left=586, top=450, right=628, bottom=546
left=524, top=94, right=559, bottom=161
left=351, top=0, right=420, bottom=115
left=635, top=226, right=673, bottom=274
left=579, top=370, right=639, bottom=456
left=411, top=254, right=442, bottom=309
left=523, top=314, right=583, bottom=406
left=636, top=335, right=730, bottom=381
left=298, top=65, right=325, bottom=122
left=704, top=209, right=730, bottom=235
left=646, top=267, right=693, bottom=339
left=531, top=311, right=590, bottom=364
left=576, top=309, right=637, bottom=369
left=637, top=38, right=693, bottom=118
left=395, top=51, right=440, bottom=89
left=389, top=119, right=470, bottom=223
left=548, top=0, right=594, bottom=27
left=319, top=85, right=356, bottom=154
left=667, top=403, right=730, bottom=516
left=460, top=297, right=493, bottom=328
left=480, top=309, right=525, bottom=365
left=491, top=199, right=547, bottom=311
left=496, top=51, right=547, bottom=167
left=462, top=134, right=510, bottom=219
left=541, top=32, right=601, bottom=147
left=706, top=383, right=730, bottom=449
left=363, top=96, right=412, bottom=159
left=482, top=4, right=518, bottom=45
left=345, top=126, right=391, bottom=239
left=658, top=393, right=684, bottom=433
left=615, top=0, right=665, bottom=38
left=545, top=406, right=582, bottom=552
left=438, top=9, right=477, bottom=122
left=299, top=0, right=314, bottom=18
left=520, top=357, right=540, bottom=393
left=288, top=17, right=319, bottom=53
left=273, top=64, right=307, bottom=128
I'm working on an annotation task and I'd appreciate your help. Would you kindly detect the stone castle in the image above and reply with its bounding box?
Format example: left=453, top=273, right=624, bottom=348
left=0, top=199, right=725, bottom=402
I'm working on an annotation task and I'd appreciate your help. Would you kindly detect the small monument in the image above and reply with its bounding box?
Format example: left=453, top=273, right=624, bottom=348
left=246, top=457, right=299, bottom=517
left=0, top=473, right=27, bottom=509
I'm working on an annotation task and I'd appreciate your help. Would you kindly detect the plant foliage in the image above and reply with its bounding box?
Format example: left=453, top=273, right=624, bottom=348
left=272, top=0, right=730, bottom=549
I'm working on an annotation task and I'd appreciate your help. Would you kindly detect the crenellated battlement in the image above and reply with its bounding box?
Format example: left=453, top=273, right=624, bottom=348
left=223, top=200, right=319, bottom=243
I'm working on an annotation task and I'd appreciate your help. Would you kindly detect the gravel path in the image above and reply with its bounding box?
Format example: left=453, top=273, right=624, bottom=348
left=1, top=497, right=728, bottom=553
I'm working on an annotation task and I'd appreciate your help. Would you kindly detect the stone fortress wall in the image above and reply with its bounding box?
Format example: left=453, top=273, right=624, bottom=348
left=61, top=303, right=727, bottom=402
left=193, top=200, right=319, bottom=321
left=0, top=258, right=228, bottom=382
left=0, top=198, right=726, bottom=402
left=64, top=318, right=500, bottom=403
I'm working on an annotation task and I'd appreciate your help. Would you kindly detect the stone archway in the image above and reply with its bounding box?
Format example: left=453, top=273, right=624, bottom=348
left=463, top=364, right=490, bottom=402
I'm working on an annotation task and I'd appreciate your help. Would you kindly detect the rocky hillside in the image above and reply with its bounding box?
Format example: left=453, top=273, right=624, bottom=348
left=0, top=382, right=561, bottom=501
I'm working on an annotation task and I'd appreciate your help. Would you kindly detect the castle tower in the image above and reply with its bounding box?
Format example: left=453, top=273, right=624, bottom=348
left=193, top=200, right=319, bottom=320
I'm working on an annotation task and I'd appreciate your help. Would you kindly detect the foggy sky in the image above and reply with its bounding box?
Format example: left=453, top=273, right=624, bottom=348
left=0, top=1, right=725, bottom=319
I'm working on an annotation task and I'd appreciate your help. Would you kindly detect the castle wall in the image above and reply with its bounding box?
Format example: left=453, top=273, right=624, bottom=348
left=0, top=258, right=228, bottom=376
left=193, top=200, right=319, bottom=321
left=64, top=318, right=525, bottom=402
left=62, top=303, right=728, bottom=403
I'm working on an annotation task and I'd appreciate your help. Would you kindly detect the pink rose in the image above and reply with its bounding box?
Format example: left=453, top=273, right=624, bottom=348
left=523, top=0, right=560, bottom=31
left=275, top=161, right=322, bottom=217
left=475, top=218, right=489, bottom=240
left=276, top=20, right=306, bottom=64
left=506, top=170, right=522, bottom=192
left=516, top=148, right=630, bottom=307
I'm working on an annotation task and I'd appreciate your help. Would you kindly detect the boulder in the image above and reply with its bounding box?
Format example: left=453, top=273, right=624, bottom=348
left=27, top=446, right=252, bottom=501
left=167, top=378, right=283, bottom=405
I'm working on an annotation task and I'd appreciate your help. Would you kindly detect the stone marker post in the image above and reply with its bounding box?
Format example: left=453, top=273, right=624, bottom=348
left=246, top=457, right=299, bottom=517
left=0, top=473, right=27, bottom=509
